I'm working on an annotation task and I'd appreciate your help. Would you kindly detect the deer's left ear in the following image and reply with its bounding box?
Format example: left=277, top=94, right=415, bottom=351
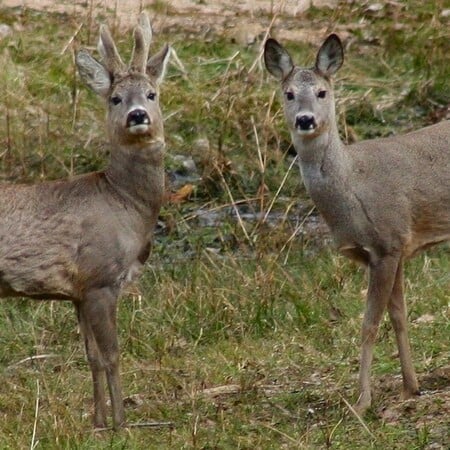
left=76, top=50, right=111, bottom=97
left=315, top=34, right=344, bottom=77
left=146, top=45, right=171, bottom=85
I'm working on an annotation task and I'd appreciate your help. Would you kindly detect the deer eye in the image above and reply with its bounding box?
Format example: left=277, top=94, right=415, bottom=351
left=317, top=90, right=327, bottom=99
left=110, top=96, right=122, bottom=105
left=285, top=91, right=294, bottom=101
left=147, top=92, right=156, bottom=101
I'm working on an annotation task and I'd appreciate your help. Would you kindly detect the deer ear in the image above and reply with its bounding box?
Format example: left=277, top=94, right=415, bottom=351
left=76, top=50, right=111, bottom=97
left=264, top=38, right=294, bottom=80
left=146, top=44, right=171, bottom=85
left=315, top=34, right=343, bottom=77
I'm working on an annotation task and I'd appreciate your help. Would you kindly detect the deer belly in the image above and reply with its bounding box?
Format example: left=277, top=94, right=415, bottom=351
left=0, top=230, right=78, bottom=298
left=0, top=256, right=77, bottom=299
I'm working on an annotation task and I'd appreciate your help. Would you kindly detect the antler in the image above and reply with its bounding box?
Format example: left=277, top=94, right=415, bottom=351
left=96, top=13, right=153, bottom=76
left=97, top=24, right=126, bottom=75
left=129, top=12, right=153, bottom=73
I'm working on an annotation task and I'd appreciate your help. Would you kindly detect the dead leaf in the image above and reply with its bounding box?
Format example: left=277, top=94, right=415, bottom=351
left=364, top=3, right=384, bottom=15
left=124, top=394, right=145, bottom=407
left=199, top=384, right=241, bottom=398
left=169, top=184, right=194, bottom=204
left=413, top=314, right=435, bottom=325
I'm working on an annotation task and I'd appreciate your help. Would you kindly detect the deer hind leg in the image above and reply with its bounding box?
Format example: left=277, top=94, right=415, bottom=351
left=80, top=288, right=125, bottom=430
left=354, top=254, right=400, bottom=415
left=387, top=259, right=420, bottom=399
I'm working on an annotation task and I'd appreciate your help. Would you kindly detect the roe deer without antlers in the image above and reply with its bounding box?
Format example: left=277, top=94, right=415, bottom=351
left=264, top=34, right=450, bottom=414
left=0, top=13, right=170, bottom=429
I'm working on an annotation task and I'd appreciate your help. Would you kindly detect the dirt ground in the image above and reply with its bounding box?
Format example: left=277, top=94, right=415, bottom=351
left=1, top=0, right=340, bottom=45
left=2, top=0, right=338, bottom=20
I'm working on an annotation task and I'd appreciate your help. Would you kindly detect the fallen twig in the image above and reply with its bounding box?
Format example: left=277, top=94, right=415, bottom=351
left=60, top=23, right=83, bottom=55
left=8, top=354, right=59, bottom=370
left=30, top=379, right=40, bottom=450
left=170, top=47, right=189, bottom=81
left=92, top=421, right=174, bottom=433
left=339, top=393, right=375, bottom=439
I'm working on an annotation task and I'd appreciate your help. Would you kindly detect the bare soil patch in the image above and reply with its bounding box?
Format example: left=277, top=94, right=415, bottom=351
left=2, top=0, right=340, bottom=45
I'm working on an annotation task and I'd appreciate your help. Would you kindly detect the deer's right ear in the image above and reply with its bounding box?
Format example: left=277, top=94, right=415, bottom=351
left=76, top=50, right=111, bottom=97
left=264, top=38, right=294, bottom=80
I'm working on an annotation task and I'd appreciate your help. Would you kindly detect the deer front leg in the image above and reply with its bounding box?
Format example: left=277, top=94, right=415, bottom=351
left=354, top=254, right=400, bottom=415
left=386, top=259, right=420, bottom=400
left=76, top=303, right=108, bottom=428
left=82, top=288, right=125, bottom=430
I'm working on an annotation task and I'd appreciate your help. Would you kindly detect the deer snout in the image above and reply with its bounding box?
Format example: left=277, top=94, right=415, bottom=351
left=126, top=109, right=151, bottom=132
left=295, top=114, right=317, bottom=132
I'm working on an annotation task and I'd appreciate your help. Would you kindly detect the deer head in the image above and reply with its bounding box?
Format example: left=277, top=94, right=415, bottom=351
left=76, top=13, right=171, bottom=146
left=264, top=34, right=343, bottom=140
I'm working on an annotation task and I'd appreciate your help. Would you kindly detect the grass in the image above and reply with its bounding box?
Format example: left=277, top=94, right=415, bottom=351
left=0, top=247, right=448, bottom=448
left=0, top=1, right=449, bottom=448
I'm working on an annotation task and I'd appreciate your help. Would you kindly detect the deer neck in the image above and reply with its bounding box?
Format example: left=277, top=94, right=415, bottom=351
left=105, top=140, right=165, bottom=219
left=292, top=123, right=352, bottom=207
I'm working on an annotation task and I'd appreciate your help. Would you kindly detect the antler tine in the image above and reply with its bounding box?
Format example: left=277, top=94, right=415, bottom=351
left=97, top=24, right=126, bottom=75
left=138, top=11, right=153, bottom=45
left=129, top=12, right=153, bottom=73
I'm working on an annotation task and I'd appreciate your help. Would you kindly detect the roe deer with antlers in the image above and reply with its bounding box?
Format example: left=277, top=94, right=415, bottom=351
left=264, top=34, right=450, bottom=414
left=0, top=13, right=170, bottom=429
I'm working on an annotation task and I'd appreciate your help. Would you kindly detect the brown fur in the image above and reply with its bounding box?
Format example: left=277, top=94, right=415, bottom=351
left=0, top=13, right=170, bottom=429
left=265, top=34, right=450, bottom=414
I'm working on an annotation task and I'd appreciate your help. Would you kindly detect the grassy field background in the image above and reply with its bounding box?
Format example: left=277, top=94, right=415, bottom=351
left=0, top=1, right=449, bottom=448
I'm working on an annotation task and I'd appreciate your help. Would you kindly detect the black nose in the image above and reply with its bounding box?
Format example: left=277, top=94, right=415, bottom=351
left=295, top=114, right=316, bottom=131
left=127, top=109, right=150, bottom=127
